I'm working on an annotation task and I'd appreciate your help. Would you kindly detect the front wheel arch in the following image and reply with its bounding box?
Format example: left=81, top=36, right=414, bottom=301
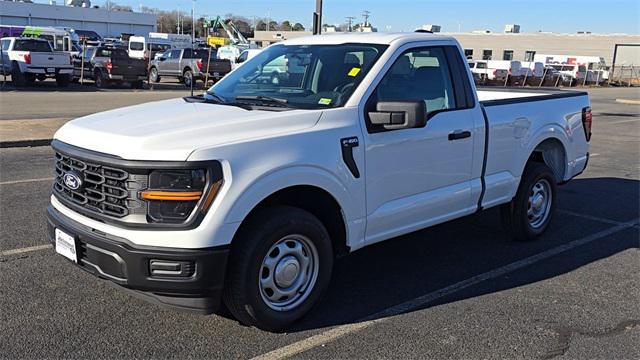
left=231, top=185, right=349, bottom=259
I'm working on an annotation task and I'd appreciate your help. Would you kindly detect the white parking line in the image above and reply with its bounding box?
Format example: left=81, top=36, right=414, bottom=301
left=1, top=244, right=52, bottom=256
left=252, top=218, right=638, bottom=360
left=558, top=209, right=628, bottom=226
left=0, top=177, right=54, bottom=186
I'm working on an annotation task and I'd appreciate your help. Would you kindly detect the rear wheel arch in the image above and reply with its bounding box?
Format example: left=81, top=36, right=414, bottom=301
left=526, top=137, right=567, bottom=183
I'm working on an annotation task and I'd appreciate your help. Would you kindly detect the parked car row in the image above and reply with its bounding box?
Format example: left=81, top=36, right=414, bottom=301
left=468, top=58, right=610, bottom=87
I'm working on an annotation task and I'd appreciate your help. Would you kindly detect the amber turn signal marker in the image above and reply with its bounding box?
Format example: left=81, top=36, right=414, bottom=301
left=201, top=180, right=223, bottom=213
left=140, top=190, right=203, bottom=201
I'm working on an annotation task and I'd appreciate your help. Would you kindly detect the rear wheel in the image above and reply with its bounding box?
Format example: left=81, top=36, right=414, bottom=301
left=131, top=80, right=144, bottom=89
left=25, top=73, right=36, bottom=85
left=223, top=206, right=333, bottom=331
left=56, top=74, right=70, bottom=87
left=11, top=63, right=26, bottom=87
left=94, top=71, right=107, bottom=88
left=501, top=162, right=557, bottom=241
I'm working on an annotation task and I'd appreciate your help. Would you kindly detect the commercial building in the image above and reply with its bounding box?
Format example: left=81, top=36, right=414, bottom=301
left=249, top=30, right=312, bottom=48
left=0, top=1, right=157, bottom=38
left=442, top=31, right=640, bottom=66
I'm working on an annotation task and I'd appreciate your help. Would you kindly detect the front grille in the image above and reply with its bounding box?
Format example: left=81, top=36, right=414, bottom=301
left=54, top=152, right=143, bottom=219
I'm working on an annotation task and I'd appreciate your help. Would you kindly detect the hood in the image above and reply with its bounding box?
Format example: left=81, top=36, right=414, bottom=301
left=54, top=98, right=322, bottom=161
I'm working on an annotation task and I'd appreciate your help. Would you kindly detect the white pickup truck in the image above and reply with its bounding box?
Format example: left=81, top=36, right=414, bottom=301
left=1, top=37, right=73, bottom=87
left=47, top=32, right=591, bottom=331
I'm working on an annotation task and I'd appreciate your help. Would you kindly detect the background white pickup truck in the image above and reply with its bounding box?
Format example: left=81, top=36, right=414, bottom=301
left=48, top=32, right=591, bottom=331
left=1, top=37, right=73, bottom=87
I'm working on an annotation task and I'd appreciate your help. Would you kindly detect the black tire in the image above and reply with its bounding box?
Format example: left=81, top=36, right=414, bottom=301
left=11, top=63, right=26, bottom=87
left=500, top=162, right=557, bottom=242
left=36, top=74, right=46, bottom=82
left=56, top=74, right=70, bottom=87
left=94, top=70, right=107, bottom=88
left=131, top=80, right=144, bottom=89
left=183, top=69, right=194, bottom=87
left=223, top=206, right=333, bottom=331
left=25, top=73, right=36, bottom=85
left=149, top=67, right=160, bottom=82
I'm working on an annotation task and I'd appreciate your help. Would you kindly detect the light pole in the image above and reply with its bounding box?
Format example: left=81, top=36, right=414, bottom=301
left=191, top=0, right=196, bottom=42
left=313, top=0, right=322, bottom=35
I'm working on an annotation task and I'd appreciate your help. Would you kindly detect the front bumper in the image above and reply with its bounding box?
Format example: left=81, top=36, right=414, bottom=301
left=46, top=205, right=229, bottom=314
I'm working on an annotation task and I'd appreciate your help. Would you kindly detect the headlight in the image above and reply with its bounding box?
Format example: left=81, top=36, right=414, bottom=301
left=140, top=169, right=222, bottom=224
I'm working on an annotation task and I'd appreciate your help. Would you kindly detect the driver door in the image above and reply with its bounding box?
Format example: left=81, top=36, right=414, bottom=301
left=363, top=45, right=481, bottom=244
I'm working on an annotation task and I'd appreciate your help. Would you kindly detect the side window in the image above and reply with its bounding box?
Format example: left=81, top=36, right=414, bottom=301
left=1, top=40, right=10, bottom=51
left=170, top=50, right=182, bottom=59
left=183, top=48, right=192, bottom=58
left=374, top=47, right=456, bottom=115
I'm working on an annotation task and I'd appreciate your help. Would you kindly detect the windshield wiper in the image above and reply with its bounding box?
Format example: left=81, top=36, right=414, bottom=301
left=204, top=90, right=227, bottom=104
left=234, top=95, right=293, bottom=108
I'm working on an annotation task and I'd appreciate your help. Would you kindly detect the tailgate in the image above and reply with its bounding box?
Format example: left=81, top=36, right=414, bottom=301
left=112, top=57, right=147, bottom=76
left=30, top=52, right=71, bottom=67
left=207, top=59, right=232, bottom=74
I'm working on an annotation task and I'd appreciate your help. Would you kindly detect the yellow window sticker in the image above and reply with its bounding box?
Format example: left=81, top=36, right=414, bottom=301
left=348, top=67, right=361, bottom=77
left=318, top=98, right=332, bottom=105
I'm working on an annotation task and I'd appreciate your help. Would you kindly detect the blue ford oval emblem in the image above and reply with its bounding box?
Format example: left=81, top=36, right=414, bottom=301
left=63, top=172, right=83, bottom=190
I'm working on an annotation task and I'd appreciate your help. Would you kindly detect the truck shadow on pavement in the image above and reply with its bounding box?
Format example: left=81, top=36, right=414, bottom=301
left=275, top=177, right=639, bottom=332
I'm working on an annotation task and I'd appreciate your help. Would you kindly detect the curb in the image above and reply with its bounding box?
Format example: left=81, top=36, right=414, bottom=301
left=0, top=139, right=52, bottom=149
left=615, top=99, right=640, bottom=105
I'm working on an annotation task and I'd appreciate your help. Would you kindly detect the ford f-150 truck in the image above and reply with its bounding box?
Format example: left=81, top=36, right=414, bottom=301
left=1, top=37, right=73, bottom=87
left=47, top=32, right=591, bottom=331
left=149, top=48, right=232, bottom=87
left=72, top=46, right=147, bottom=89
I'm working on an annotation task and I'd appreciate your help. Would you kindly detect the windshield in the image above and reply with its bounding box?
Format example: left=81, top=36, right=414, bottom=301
left=208, top=43, right=388, bottom=109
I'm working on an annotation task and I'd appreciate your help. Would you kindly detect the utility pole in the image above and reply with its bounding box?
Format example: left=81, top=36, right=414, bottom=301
left=362, top=10, right=370, bottom=27
left=191, top=0, right=195, bottom=42
left=346, top=16, right=355, bottom=32
left=313, top=0, right=323, bottom=35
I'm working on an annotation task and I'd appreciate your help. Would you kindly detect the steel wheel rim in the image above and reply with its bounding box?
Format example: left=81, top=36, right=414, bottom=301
left=258, top=234, right=319, bottom=312
left=527, top=178, right=552, bottom=229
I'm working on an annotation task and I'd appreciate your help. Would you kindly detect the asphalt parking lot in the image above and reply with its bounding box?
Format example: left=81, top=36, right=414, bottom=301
left=0, top=86, right=638, bottom=359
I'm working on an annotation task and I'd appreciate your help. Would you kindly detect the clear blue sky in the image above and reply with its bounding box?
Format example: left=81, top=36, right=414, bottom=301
left=69, top=0, right=640, bottom=33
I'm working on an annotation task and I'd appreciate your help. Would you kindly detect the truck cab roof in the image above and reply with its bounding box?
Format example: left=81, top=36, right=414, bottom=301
left=279, top=32, right=457, bottom=46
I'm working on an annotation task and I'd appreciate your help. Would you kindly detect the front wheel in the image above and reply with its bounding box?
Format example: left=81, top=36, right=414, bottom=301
left=183, top=69, right=194, bottom=87
left=501, top=162, right=557, bottom=241
left=223, top=206, right=333, bottom=331
left=149, top=67, right=160, bottom=82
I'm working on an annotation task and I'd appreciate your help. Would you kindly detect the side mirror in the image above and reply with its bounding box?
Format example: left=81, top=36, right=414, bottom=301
left=236, top=57, right=245, bottom=63
left=368, top=101, right=427, bottom=130
left=158, top=56, right=166, bottom=61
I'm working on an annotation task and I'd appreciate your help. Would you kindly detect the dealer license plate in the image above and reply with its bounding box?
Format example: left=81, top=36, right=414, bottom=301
left=55, top=228, right=77, bottom=263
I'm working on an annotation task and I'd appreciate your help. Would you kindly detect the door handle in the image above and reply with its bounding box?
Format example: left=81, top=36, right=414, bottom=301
left=448, top=130, right=471, bottom=141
